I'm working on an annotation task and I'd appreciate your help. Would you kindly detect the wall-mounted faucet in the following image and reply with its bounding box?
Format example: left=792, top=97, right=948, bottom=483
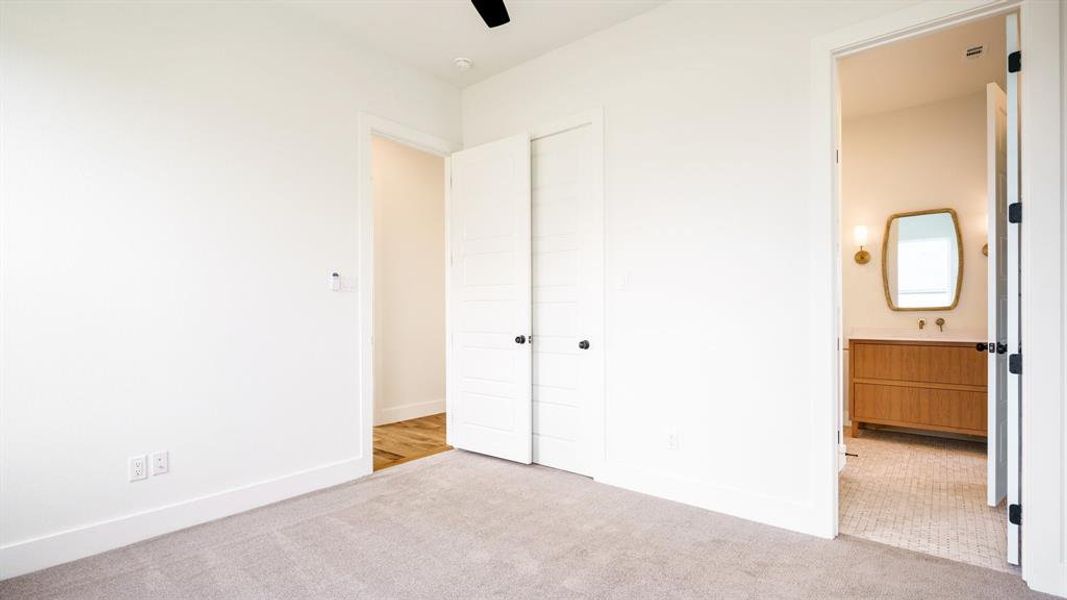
left=935, top=317, right=945, bottom=332
left=918, top=318, right=926, bottom=330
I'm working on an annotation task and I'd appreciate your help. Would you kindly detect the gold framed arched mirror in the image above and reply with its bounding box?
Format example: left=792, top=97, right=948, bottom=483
left=881, top=208, right=963, bottom=311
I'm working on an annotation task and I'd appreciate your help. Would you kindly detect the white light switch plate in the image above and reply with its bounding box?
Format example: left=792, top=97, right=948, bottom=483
left=150, top=451, right=169, bottom=476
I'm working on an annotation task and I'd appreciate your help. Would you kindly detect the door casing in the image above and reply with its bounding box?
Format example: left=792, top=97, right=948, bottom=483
left=816, top=1, right=1064, bottom=595
left=356, top=113, right=459, bottom=471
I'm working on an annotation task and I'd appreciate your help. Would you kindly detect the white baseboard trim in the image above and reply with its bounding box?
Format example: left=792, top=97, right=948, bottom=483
left=375, top=398, right=444, bottom=426
left=596, top=461, right=828, bottom=539
left=0, top=455, right=372, bottom=580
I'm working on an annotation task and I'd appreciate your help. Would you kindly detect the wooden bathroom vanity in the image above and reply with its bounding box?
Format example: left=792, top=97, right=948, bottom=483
left=848, top=338, right=987, bottom=437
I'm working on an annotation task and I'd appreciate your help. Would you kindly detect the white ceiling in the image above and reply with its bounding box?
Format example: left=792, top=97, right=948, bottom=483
left=839, top=14, right=1008, bottom=119
left=286, top=0, right=667, bottom=87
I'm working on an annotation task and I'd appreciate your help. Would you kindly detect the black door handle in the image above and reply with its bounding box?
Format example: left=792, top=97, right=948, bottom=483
left=997, top=342, right=1008, bottom=354
left=578, top=340, right=590, bottom=350
left=976, top=342, right=988, bottom=352
left=515, top=335, right=526, bottom=344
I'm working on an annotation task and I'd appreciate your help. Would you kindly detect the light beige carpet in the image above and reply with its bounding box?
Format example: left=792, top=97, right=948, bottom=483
left=841, top=428, right=1010, bottom=572
left=1, top=451, right=1049, bottom=599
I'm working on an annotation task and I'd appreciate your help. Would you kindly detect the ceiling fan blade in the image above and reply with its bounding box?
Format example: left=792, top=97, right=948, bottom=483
left=471, top=0, right=510, bottom=28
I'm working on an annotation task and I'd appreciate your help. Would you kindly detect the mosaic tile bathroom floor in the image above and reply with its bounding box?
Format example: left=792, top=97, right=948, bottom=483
left=840, top=428, right=1014, bottom=573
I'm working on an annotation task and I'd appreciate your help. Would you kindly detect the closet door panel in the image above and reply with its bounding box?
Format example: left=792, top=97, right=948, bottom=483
left=448, top=133, right=532, bottom=464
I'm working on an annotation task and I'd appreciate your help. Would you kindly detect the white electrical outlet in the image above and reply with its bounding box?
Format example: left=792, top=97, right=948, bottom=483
left=151, top=451, right=169, bottom=476
left=129, top=455, right=148, bottom=482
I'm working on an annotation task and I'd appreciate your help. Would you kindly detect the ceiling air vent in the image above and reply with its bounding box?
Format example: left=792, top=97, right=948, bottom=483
left=963, top=45, right=985, bottom=60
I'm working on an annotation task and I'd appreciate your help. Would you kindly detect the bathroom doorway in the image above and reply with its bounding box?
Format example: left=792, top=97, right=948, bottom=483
left=834, top=11, right=1020, bottom=572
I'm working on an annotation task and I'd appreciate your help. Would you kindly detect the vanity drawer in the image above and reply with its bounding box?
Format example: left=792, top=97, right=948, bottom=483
left=852, top=382, right=986, bottom=435
left=848, top=339, right=987, bottom=438
left=851, top=341, right=986, bottom=387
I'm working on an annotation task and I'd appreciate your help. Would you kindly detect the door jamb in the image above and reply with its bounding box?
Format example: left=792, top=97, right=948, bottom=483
left=816, top=1, right=1064, bottom=594
left=356, top=113, right=459, bottom=471
left=530, top=108, right=607, bottom=479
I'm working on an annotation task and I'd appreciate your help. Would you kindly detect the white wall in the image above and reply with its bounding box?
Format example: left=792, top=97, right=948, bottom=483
left=462, top=0, right=918, bottom=537
left=0, top=1, right=459, bottom=577
left=3, top=0, right=1064, bottom=593
left=841, top=92, right=989, bottom=341
left=371, top=136, right=446, bottom=426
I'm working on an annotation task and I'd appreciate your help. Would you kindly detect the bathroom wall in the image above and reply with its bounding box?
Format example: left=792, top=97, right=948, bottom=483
left=842, top=91, right=989, bottom=341
left=841, top=91, right=990, bottom=422
left=372, top=136, right=446, bottom=425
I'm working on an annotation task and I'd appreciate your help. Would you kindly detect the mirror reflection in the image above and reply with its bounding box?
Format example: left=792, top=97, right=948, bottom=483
left=882, top=209, right=963, bottom=311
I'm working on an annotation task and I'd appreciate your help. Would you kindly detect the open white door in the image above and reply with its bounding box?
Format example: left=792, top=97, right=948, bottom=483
left=986, top=82, right=1008, bottom=507
left=1004, top=12, right=1021, bottom=566
left=447, top=133, right=533, bottom=464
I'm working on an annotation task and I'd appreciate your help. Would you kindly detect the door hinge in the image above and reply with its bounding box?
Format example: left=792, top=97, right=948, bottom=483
left=1009, top=503, right=1022, bottom=525
left=1008, top=51, right=1021, bottom=73
left=1009, top=353, right=1022, bottom=375
left=1008, top=202, right=1022, bottom=224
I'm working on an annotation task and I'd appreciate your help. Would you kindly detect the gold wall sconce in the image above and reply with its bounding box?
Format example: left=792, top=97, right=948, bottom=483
left=853, top=225, right=871, bottom=264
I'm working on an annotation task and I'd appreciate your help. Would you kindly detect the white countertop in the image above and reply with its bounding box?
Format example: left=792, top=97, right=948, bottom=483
left=846, top=328, right=986, bottom=344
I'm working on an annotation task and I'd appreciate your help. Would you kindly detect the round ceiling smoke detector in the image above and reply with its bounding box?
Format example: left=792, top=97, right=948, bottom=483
left=454, top=57, right=474, bottom=72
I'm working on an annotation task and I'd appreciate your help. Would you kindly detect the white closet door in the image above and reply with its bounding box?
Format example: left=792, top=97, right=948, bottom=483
left=1004, top=12, right=1021, bottom=566
left=986, top=82, right=1008, bottom=507
left=448, top=133, right=532, bottom=464
left=531, top=124, right=601, bottom=476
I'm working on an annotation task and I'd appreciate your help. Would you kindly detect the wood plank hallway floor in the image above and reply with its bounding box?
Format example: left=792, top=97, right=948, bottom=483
left=373, top=413, right=450, bottom=471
